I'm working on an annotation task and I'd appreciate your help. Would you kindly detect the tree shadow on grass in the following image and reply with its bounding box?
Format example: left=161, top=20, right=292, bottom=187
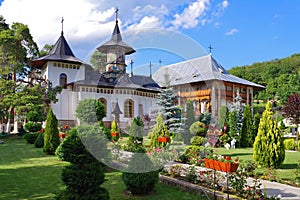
left=0, top=164, right=65, bottom=200
left=280, top=163, right=298, bottom=169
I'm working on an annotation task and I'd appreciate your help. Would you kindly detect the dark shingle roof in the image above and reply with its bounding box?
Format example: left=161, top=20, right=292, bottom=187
left=97, top=20, right=135, bottom=55
left=31, top=32, right=84, bottom=68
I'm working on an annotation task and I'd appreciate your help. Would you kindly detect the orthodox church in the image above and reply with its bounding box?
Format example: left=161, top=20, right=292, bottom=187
left=30, top=15, right=160, bottom=128
left=28, top=11, right=264, bottom=131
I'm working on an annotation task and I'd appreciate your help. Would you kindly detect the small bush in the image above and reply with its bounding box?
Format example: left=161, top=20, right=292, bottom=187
left=284, top=138, right=296, bottom=150
left=189, top=121, right=207, bottom=136
left=122, top=150, right=159, bottom=195
left=34, top=133, right=44, bottom=148
left=27, top=111, right=40, bottom=122
left=23, top=133, right=39, bottom=144
left=24, top=122, right=42, bottom=133
left=190, top=136, right=207, bottom=146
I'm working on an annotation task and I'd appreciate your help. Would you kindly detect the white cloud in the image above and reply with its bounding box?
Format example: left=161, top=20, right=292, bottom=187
left=172, top=0, right=210, bottom=29
left=226, top=28, right=239, bottom=36
left=127, top=16, right=162, bottom=31
left=0, top=0, right=115, bottom=49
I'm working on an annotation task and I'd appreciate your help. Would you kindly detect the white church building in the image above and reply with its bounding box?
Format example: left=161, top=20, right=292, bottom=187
left=30, top=17, right=161, bottom=128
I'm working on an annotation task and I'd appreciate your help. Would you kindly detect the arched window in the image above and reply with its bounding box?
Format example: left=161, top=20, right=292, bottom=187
left=99, top=98, right=107, bottom=117
left=59, top=73, right=67, bottom=88
left=124, top=99, right=134, bottom=118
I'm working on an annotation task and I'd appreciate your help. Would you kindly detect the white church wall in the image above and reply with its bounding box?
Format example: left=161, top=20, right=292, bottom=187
left=52, top=90, right=78, bottom=120
left=47, top=62, right=84, bottom=87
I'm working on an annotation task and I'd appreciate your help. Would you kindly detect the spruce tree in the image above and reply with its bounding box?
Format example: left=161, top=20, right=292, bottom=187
left=240, top=105, right=253, bottom=147
left=253, top=102, right=285, bottom=168
left=43, top=108, right=60, bottom=155
left=157, top=78, right=182, bottom=133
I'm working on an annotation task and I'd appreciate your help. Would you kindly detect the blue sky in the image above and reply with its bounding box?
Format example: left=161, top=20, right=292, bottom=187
left=0, top=0, right=300, bottom=75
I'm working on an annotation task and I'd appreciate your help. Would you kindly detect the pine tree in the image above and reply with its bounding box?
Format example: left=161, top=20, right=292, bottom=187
left=157, top=86, right=182, bottom=132
left=253, top=102, right=285, bottom=168
left=43, top=108, right=60, bottom=155
left=240, top=105, right=253, bottom=147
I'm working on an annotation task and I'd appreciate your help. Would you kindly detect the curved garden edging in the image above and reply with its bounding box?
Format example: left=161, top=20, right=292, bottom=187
left=159, top=174, right=240, bottom=200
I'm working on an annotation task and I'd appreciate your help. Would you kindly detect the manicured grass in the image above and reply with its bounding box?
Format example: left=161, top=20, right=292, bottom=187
left=0, top=137, right=208, bottom=200
left=215, top=147, right=300, bottom=184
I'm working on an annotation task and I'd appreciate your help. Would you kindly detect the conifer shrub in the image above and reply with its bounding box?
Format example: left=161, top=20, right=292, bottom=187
left=150, top=114, right=170, bottom=148
left=24, top=122, right=42, bottom=133
left=110, top=120, right=119, bottom=142
left=122, top=147, right=159, bottom=195
left=43, top=108, right=60, bottom=155
left=190, top=136, right=207, bottom=146
left=56, top=125, right=109, bottom=200
left=34, top=133, right=44, bottom=148
left=253, top=102, right=285, bottom=168
left=189, top=121, right=207, bottom=136
left=284, top=138, right=296, bottom=150
left=23, top=133, right=38, bottom=144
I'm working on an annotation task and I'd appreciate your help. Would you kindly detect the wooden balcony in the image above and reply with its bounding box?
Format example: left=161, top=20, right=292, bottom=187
left=180, top=89, right=211, bottom=98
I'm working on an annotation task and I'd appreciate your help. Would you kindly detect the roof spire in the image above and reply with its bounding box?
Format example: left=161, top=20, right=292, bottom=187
left=149, top=61, right=152, bottom=78
left=61, top=17, right=64, bottom=36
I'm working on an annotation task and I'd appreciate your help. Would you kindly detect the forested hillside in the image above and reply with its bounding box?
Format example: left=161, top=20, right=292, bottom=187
left=228, top=54, right=300, bottom=104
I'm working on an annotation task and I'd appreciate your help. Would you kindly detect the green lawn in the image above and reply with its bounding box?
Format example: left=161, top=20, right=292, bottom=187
left=0, top=137, right=207, bottom=200
left=215, top=147, right=300, bottom=184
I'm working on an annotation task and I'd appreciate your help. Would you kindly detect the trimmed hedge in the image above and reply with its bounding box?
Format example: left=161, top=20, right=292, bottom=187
left=284, top=138, right=296, bottom=150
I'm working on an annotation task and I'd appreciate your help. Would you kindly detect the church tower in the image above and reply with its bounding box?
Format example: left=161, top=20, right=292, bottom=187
left=97, top=8, right=135, bottom=80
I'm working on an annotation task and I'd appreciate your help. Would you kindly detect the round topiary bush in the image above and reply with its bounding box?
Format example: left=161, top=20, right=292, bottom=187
left=284, top=138, right=296, bottom=150
left=23, top=133, right=39, bottom=144
left=189, top=121, right=207, bottom=136
left=190, top=136, right=207, bottom=146
left=24, top=122, right=42, bottom=133
left=122, top=148, right=159, bottom=195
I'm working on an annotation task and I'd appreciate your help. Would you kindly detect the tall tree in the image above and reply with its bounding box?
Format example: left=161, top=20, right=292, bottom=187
left=43, top=108, right=60, bottom=155
left=90, top=51, right=107, bottom=73
left=184, top=100, right=195, bottom=144
left=283, top=93, right=300, bottom=151
left=253, top=102, right=285, bottom=168
left=240, top=105, right=254, bottom=147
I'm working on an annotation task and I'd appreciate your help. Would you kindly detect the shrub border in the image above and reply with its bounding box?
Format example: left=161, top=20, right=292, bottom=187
left=159, top=174, right=240, bottom=200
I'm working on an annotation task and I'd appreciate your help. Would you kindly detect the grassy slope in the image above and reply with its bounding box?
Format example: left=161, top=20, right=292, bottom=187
left=0, top=137, right=207, bottom=200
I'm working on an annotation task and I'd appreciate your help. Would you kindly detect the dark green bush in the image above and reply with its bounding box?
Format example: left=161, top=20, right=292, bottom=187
left=27, top=111, right=40, bottom=122
left=284, top=138, right=296, bottom=150
left=17, top=126, right=28, bottom=137
left=23, top=133, right=39, bottom=144
left=189, top=121, right=207, bottom=136
left=24, top=122, right=42, bottom=133
left=122, top=150, right=159, bottom=195
left=43, top=108, right=60, bottom=155
left=55, top=124, right=109, bottom=200
left=190, top=136, right=207, bottom=146
left=34, top=133, right=44, bottom=148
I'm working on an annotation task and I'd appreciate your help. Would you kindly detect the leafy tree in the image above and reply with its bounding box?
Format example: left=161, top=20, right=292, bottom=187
left=283, top=93, right=300, bottom=151
left=240, top=105, right=253, bottom=147
left=43, top=108, right=60, bottom=155
left=39, top=44, right=54, bottom=57
left=76, top=98, right=105, bottom=124
left=253, top=102, right=285, bottom=168
left=90, top=51, right=107, bottom=73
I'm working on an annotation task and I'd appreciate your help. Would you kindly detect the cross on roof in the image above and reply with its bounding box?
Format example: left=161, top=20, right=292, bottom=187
left=115, top=7, right=119, bottom=22
left=208, top=44, right=213, bottom=54
left=149, top=61, right=152, bottom=78
left=61, top=17, right=64, bottom=35
left=130, top=59, right=134, bottom=76
left=159, top=59, right=163, bottom=66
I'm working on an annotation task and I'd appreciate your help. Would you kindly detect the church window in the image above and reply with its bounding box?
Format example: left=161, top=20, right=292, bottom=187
left=99, top=98, right=107, bottom=117
left=53, top=62, right=57, bottom=67
left=59, top=73, right=67, bottom=88
left=124, top=99, right=134, bottom=118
